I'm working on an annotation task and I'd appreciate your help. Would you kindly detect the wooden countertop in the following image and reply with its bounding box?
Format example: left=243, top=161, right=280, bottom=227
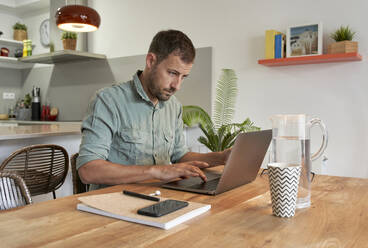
left=0, top=123, right=81, bottom=140
left=0, top=174, right=367, bottom=247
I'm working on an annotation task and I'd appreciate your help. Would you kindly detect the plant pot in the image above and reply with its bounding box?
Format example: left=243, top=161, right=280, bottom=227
left=63, top=39, right=77, bottom=50
left=327, top=41, right=358, bottom=54
left=13, top=30, right=27, bottom=41
left=16, top=108, right=32, bottom=121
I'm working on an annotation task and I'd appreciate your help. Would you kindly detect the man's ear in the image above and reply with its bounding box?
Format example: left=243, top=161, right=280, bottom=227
left=146, top=53, right=157, bottom=70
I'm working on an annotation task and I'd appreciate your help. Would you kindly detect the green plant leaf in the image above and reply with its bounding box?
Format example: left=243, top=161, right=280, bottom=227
left=198, top=136, right=214, bottom=151
left=221, top=129, right=241, bottom=150
left=213, top=69, right=238, bottom=130
left=13, top=22, right=27, bottom=31
left=61, top=31, right=77, bottom=40
left=182, top=69, right=261, bottom=152
left=330, top=25, right=356, bottom=41
left=182, top=105, right=213, bottom=131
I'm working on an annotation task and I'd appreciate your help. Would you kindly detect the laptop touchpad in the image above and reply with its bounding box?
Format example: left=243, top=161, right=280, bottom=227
left=167, top=171, right=221, bottom=187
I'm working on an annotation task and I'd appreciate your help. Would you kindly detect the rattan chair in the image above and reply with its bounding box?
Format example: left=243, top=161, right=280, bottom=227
left=0, top=171, right=32, bottom=210
left=0, top=144, right=69, bottom=199
left=71, top=153, right=89, bottom=194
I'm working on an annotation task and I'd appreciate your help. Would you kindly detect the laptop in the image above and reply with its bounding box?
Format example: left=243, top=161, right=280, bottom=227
left=162, top=129, right=272, bottom=195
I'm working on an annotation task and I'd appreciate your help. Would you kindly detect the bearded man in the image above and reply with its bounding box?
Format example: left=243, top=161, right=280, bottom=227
left=77, top=30, right=230, bottom=190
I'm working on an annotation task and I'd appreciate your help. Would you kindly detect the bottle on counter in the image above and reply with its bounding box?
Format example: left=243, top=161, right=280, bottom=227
left=22, top=40, right=28, bottom=57
left=8, top=106, right=16, bottom=119
left=27, top=40, right=32, bottom=56
left=31, top=86, right=41, bottom=121
left=41, top=105, right=46, bottom=121
left=46, top=104, right=50, bottom=121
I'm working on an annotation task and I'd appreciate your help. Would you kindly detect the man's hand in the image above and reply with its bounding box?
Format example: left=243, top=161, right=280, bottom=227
left=222, top=147, right=232, bottom=165
left=150, top=161, right=209, bottom=182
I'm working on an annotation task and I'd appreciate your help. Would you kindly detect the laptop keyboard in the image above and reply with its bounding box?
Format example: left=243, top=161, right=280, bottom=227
left=188, top=178, right=220, bottom=191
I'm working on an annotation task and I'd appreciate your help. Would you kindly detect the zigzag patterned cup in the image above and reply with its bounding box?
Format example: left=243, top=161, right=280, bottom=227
left=268, top=163, right=302, bottom=218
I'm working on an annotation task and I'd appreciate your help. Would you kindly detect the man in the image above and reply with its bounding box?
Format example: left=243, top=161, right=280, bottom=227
left=77, top=30, right=231, bottom=190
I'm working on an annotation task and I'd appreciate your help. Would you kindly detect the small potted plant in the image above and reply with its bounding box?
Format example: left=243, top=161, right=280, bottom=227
left=17, top=94, right=32, bottom=120
left=61, top=31, right=77, bottom=50
left=328, top=25, right=357, bottom=54
left=13, top=22, right=27, bottom=41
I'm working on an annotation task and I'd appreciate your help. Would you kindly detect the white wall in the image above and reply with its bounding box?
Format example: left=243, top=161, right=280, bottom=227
left=0, top=68, right=22, bottom=114
left=0, top=12, right=21, bottom=39
left=0, top=3, right=49, bottom=110
left=23, top=10, right=49, bottom=55
left=89, top=0, right=368, bottom=179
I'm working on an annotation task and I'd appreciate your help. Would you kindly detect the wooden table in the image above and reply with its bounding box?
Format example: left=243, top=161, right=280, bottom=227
left=1, top=173, right=367, bottom=248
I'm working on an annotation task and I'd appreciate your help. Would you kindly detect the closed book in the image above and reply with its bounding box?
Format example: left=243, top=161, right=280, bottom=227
left=274, top=33, right=286, bottom=59
left=281, top=34, right=286, bottom=58
left=265, top=30, right=281, bottom=59
left=77, top=192, right=211, bottom=230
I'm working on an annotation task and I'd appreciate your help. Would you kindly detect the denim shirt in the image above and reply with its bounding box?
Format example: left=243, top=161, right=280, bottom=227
left=76, top=71, right=189, bottom=190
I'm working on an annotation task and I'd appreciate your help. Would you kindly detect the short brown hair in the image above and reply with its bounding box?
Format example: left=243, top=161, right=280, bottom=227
left=148, top=30, right=195, bottom=64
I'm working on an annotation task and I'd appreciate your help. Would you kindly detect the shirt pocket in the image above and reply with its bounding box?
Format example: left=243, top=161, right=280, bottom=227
left=114, top=129, right=147, bottom=164
left=163, top=130, right=174, bottom=156
left=119, top=129, right=145, bottom=144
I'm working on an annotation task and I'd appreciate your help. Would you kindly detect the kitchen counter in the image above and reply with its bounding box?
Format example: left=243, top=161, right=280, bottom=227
left=0, top=120, right=82, bottom=125
left=0, top=123, right=81, bottom=140
left=0, top=122, right=83, bottom=200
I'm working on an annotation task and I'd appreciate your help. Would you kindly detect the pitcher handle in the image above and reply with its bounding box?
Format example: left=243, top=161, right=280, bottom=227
left=309, top=118, right=328, bottom=161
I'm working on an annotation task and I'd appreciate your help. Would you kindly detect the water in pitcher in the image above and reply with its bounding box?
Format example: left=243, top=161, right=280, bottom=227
left=271, top=136, right=311, bottom=208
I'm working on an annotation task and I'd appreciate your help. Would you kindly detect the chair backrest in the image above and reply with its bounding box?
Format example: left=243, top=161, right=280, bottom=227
left=0, top=171, right=32, bottom=210
left=71, top=153, right=89, bottom=194
left=0, top=144, right=69, bottom=197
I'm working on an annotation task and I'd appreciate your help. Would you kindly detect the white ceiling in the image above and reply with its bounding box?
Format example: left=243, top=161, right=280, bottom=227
left=0, top=0, right=49, bottom=16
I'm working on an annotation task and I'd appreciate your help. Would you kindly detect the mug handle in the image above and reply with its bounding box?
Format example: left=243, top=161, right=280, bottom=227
left=309, top=118, right=328, bottom=161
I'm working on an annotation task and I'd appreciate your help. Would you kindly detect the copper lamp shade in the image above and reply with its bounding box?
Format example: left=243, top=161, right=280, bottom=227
left=56, top=5, right=100, bottom=32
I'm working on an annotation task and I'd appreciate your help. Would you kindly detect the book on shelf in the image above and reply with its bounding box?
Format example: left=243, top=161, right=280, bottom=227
left=265, top=29, right=281, bottom=59
left=77, top=192, right=211, bottom=230
left=274, top=33, right=286, bottom=59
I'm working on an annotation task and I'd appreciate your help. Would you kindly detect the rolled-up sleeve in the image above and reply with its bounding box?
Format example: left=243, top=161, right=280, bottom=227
left=76, top=92, right=117, bottom=170
left=171, top=105, right=189, bottom=163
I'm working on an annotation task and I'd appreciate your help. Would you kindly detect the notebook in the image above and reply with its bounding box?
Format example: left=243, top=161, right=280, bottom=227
left=77, top=192, right=211, bottom=230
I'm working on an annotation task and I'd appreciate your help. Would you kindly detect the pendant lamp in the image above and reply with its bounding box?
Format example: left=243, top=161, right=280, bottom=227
left=56, top=4, right=101, bottom=32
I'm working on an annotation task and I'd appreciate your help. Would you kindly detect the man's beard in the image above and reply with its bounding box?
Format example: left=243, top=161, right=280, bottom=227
left=147, top=68, right=176, bottom=101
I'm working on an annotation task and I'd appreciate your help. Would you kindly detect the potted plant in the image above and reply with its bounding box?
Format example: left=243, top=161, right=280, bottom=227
left=61, top=31, right=77, bottom=50
left=182, top=69, right=260, bottom=152
left=16, top=94, right=32, bottom=120
left=13, top=22, right=27, bottom=41
left=328, top=26, right=357, bottom=54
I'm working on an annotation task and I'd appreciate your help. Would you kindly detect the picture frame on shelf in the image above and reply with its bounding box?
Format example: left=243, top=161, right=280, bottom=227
left=286, top=23, right=322, bottom=57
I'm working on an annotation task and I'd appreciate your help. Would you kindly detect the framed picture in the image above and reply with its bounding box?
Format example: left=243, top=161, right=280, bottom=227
left=286, top=23, right=322, bottom=57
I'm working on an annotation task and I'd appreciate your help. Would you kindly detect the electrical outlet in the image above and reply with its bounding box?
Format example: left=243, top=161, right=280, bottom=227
left=2, top=92, right=15, bottom=100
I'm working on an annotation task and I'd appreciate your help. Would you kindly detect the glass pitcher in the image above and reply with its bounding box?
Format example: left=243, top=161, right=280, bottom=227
left=269, top=114, right=328, bottom=208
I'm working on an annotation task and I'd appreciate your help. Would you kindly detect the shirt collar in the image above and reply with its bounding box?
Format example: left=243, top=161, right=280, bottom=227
left=133, top=70, right=151, bottom=103
left=133, top=70, right=166, bottom=109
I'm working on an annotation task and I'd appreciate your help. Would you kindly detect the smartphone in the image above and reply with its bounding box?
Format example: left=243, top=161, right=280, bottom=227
left=137, top=199, right=189, bottom=217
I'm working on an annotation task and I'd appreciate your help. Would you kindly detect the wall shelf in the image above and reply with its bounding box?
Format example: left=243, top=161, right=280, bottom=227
left=0, top=50, right=106, bottom=69
left=19, top=50, right=107, bottom=64
left=0, top=56, right=34, bottom=69
left=258, top=52, right=362, bottom=66
left=0, top=38, right=23, bottom=47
